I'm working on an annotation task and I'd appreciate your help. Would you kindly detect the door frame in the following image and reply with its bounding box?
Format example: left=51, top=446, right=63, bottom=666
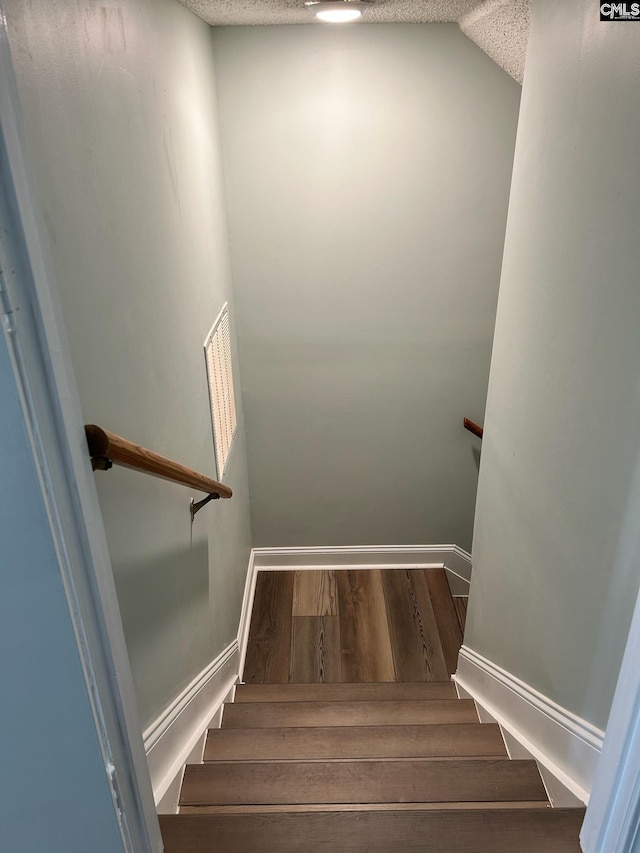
left=582, top=582, right=640, bottom=851
left=0, top=8, right=160, bottom=851
left=6, top=0, right=640, bottom=849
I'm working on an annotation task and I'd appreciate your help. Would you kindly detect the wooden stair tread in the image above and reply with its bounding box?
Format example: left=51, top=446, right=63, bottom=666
left=235, top=681, right=457, bottom=702
left=160, top=808, right=585, bottom=852
left=205, top=723, right=507, bottom=761
left=180, top=758, right=547, bottom=806
left=222, top=699, right=478, bottom=728
left=180, top=801, right=553, bottom=814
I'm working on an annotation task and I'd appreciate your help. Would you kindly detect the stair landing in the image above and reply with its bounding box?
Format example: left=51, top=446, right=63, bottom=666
left=244, top=568, right=466, bottom=684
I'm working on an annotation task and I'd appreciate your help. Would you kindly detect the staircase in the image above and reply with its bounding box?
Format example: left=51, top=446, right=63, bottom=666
left=159, top=680, right=584, bottom=851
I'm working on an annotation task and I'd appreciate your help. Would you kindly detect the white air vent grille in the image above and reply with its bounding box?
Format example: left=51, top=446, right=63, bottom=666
left=204, top=303, right=237, bottom=477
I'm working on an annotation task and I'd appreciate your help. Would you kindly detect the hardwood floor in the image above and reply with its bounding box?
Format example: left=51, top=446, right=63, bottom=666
left=243, top=571, right=294, bottom=684
left=453, top=596, right=468, bottom=632
left=244, top=568, right=465, bottom=684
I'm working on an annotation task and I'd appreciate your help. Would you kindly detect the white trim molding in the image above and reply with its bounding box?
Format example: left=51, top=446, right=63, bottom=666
left=253, top=544, right=472, bottom=589
left=144, top=641, right=238, bottom=811
left=455, top=645, right=604, bottom=804
left=582, top=577, right=640, bottom=852
left=238, top=549, right=259, bottom=681
left=443, top=545, right=473, bottom=594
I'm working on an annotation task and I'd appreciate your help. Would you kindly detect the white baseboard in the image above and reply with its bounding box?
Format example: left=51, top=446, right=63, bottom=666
left=443, top=545, right=472, bottom=594
left=238, top=549, right=259, bottom=682
left=144, top=641, right=239, bottom=811
left=455, top=645, right=604, bottom=804
left=252, top=544, right=472, bottom=593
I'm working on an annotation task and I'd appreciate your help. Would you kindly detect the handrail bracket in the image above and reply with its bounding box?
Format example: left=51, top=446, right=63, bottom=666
left=91, top=457, right=113, bottom=471
left=190, top=493, right=220, bottom=522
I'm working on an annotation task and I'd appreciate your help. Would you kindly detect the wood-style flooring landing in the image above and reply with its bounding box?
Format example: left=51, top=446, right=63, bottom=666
left=243, top=568, right=467, bottom=685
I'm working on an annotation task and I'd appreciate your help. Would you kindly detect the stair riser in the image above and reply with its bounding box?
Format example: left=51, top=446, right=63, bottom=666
left=180, top=759, right=548, bottom=806
left=179, top=802, right=552, bottom=815
left=234, top=682, right=457, bottom=703
left=205, top=723, right=506, bottom=761
left=222, top=699, right=478, bottom=728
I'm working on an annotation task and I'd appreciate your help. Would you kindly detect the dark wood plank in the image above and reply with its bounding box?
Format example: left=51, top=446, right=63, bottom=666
left=160, top=809, right=585, bottom=852
left=234, top=681, right=457, bottom=702
left=337, top=570, right=395, bottom=682
left=243, top=572, right=294, bottom=684
left=290, top=616, right=341, bottom=682
left=292, top=571, right=337, bottom=616
left=222, top=699, right=478, bottom=728
left=454, top=597, right=468, bottom=633
left=204, top=723, right=507, bottom=761
left=382, top=569, right=449, bottom=682
left=180, top=758, right=547, bottom=806
left=424, top=568, right=463, bottom=675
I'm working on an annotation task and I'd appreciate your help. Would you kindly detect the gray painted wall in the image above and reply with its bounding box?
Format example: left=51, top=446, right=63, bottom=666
left=5, top=0, right=252, bottom=729
left=467, top=0, right=640, bottom=731
left=212, top=24, right=520, bottom=549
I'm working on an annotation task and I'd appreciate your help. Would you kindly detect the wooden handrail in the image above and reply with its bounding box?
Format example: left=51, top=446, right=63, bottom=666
left=463, top=418, right=484, bottom=440
left=84, top=424, right=232, bottom=498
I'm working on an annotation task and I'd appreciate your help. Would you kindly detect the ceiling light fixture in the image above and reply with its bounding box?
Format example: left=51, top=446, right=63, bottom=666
left=305, top=1, right=371, bottom=24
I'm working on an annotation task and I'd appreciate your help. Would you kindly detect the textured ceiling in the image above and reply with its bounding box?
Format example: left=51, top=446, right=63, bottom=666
left=178, top=0, right=530, bottom=82
left=179, top=0, right=485, bottom=26
left=460, top=0, right=530, bottom=82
